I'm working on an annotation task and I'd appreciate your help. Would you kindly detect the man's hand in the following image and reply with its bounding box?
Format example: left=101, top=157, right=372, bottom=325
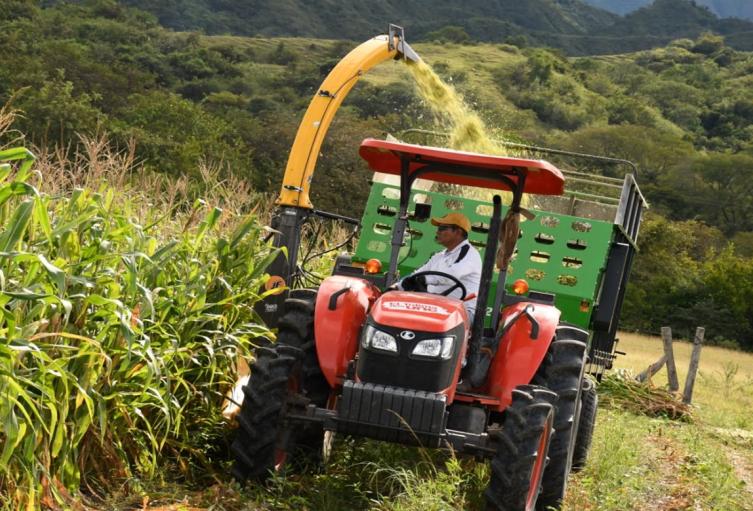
left=401, top=275, right=428, bottom=292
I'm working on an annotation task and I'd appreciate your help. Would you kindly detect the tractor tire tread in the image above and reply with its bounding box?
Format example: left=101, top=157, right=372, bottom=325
left=231, top=290, right=329, bottom=481
left=533, top=332, right=587, bottom=511
left=572, top=378, right=598, bottom=472
left=485, top=385, right=554, bottom=511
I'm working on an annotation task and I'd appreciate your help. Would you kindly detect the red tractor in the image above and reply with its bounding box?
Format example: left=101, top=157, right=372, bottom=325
left=232, top=139, right=589, bottom=511
left=230, top=26, right=647, bottom=511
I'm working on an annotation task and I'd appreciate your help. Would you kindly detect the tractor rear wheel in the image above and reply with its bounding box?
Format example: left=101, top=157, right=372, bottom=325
left=571, top=377, right=598, bottom=472
left=532, top=326, right=588, bottom=510
left=231, top=289, right=329, bottom=481
left=485, top=385, right=555, bottom=511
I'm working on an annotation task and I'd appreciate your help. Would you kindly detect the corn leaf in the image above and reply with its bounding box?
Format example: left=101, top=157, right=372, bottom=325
left=0, top=200, right=34, bottom=252
left=33, top=195, right=53, bottom=243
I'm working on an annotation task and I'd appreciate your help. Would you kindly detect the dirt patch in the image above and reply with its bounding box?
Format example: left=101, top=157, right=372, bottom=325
left=709, top=426, right=753, bottom=501
left=723, top=444, right=753, bottom=502
left=642, top=431, right=696, bottom=511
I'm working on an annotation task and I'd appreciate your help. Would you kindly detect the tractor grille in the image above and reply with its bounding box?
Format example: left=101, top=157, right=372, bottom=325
left=336, top=381, right=446, bottom=447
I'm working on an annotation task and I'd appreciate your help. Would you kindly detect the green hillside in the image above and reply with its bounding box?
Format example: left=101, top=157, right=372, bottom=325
left=104, top=0, right=753, bottom=54
left=117, top=0, right=618, bottom=39
left=2, top=0, right=753, bottom=346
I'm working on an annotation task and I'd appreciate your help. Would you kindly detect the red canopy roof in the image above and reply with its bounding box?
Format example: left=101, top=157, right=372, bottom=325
left=359, top=138, right=565, bottom=196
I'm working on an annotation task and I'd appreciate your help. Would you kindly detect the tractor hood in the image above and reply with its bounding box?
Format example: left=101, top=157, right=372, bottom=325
left=370, top=291, right=469, bottom=333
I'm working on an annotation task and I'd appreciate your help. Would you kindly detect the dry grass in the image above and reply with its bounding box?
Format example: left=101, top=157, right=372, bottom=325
left=24, top=129, right=271, bottom=239
left=0, top=104, right=24, bottom=149
left=613, top=331, right=753, bottom=428
left=598, top=372, right=693, bottom=421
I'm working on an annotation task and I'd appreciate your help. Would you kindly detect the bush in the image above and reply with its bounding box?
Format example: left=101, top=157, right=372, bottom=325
left=112, top=90, right=252, bottom=179
left=423, top=26, right=471, bottom=44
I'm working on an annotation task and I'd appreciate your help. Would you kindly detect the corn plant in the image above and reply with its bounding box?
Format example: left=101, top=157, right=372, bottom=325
left=0, top=146, right=279, bottom=508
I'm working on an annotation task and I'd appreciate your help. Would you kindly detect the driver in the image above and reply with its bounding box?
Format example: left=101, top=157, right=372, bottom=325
left=394, top=212, right=482, bottom=317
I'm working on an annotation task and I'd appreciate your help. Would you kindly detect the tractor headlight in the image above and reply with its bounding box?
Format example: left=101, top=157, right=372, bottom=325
left=361, top=325, right=398, bottom=354
left=412, top=337, right=454, bottom=359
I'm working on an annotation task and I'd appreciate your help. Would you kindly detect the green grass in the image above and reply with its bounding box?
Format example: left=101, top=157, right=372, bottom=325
left=562, top=333, right=753, bottom=511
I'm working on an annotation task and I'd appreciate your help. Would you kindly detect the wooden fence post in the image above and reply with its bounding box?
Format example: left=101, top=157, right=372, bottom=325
left=636, top=354, right=668, bottom=383
left=661, top=327, right=680, bottom=392
left=682, top=327, right=705, bottom=404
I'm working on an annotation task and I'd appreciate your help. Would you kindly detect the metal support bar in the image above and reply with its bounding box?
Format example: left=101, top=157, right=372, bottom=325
left=565, top=190, right=621, bottom=203
left=386, top=157, right=411, bottom=286
left=471, top=195, right=503, bottom=348
left=564, top=175, right=624, bottom=190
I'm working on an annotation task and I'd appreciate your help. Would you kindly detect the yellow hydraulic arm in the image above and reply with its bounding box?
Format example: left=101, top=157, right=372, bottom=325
left=277, top=25, right=420, bottom=208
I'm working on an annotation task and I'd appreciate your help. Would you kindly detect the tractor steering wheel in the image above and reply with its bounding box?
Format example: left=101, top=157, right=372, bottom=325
left=407, top=270, right=467, bottom=300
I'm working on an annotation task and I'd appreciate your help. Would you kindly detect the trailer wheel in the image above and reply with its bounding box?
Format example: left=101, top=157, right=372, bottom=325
left=231, top=289, right=329, bottom=481
left=571, top=377, right=598, bottom=472
left=532, top=327, right=588, bottom=510
left=485, top=386, right=555, bottom=511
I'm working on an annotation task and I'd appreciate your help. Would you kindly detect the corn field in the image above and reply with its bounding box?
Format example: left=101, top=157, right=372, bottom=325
left=0, top=136, right=280, bottom=508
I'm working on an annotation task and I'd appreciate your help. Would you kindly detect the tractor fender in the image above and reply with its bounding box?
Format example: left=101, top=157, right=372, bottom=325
left=314, top=275, right=380, bottom=388
left=484, top=301, right=561, bottom=411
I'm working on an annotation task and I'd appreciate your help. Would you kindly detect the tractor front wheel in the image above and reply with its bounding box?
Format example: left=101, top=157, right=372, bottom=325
left=485, top=385, right=555, bottom=511
left=532, top=326, right=588, bottom=510
left=231, top=289, right=329, bottom=481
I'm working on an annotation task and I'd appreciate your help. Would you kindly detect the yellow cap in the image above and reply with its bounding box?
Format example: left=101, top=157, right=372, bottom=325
left=431, top=212, right=471, bottom=233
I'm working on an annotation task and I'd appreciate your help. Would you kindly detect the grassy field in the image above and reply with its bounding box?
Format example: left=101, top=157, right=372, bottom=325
left=613, top=332, right=753, bottom=430
left=564, top=332, right=753, bottom=511
left=112, top=331, right=753, bottom=511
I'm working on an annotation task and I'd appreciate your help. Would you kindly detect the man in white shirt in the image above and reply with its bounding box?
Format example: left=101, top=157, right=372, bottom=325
left=395, top=212, right=482, bottom=318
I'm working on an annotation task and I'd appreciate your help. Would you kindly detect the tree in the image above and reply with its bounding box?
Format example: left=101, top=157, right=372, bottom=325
left=701, top=246, right=753, bottom=349
left=423, top=26, right=471, bottom=44
left=660, top=153, right=753, bottom=235
left=112, top=90, right=252, bottom=179
left=555, top=125, right=693, bottom=177
left=15, top=70, right=103, bottom=147
left=622, top=214, right=703, bottom=335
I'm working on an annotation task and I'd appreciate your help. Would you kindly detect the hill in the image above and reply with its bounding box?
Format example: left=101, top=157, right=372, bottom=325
left=117, top=0, right=617, bottom=46
left=584, top=0, right=753, bottom=20
left=114, top=0, right=753, bottom=54
left=3, top=1, right=753, bottom=225
left=594, top=0, right=753, bottom=41
left=2, top=1, right=753, bottom=346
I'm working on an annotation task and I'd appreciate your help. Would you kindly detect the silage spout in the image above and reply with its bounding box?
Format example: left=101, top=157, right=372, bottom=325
left=399, top=40, right=421, bottom=63
left=389, top=24, right=421, bottom=63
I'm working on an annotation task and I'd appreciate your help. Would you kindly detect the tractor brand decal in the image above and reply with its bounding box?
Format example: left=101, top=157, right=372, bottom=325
left=383, top=301, right=449, bottom=315
left=264, top=275, right=286, bottom=295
